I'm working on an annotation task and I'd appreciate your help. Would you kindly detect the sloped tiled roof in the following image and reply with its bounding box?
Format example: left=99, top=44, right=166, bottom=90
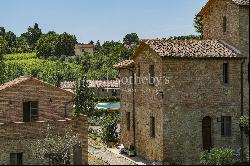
left=75, top=44, right=95, bottom=49
left=199, top=0, right=249, bottom=16
left=0, top=76, right=75, bottom=96
left=60, top=80, right=120, bottom=90
left=0, top=76, right=30, bottom=91
left=113, top=60, right=134, bottom=69
left=232, top=0, right=249, bottom=5
left=144, top=39, right=241, bottom=58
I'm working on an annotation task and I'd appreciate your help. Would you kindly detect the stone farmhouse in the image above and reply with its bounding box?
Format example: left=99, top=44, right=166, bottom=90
left=61, top=80, right=120, bottom=98
left=0, top=76, right=88, bottom=165
left=74, top=43, right=95, bottom=56
left=114, top=0, right=249, bottom=164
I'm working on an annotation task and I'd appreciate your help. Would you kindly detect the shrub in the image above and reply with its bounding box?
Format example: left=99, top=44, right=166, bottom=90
left=200, top=147, right=236, bottom=165
left=240, top=116, right=249, bottom=136
left=100, top=113, right=120, bottom=143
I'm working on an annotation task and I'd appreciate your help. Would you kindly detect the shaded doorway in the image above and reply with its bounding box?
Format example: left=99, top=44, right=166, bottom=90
left=202, top=116, right=212, bottom=150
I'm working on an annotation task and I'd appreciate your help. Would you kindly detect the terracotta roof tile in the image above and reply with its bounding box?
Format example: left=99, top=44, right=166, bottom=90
left=0, top=76, right=74, bottom=96
left=144, top=39, right=241, bottom=58
left=113, top=60, right=134, bottom=69
left=75, top=44, right=95, bottom=49
left=232, top=0, right=249, bottom=5
left=60, top=80, right=120, bottom=90
left=0, top=76, right=30, bottom=91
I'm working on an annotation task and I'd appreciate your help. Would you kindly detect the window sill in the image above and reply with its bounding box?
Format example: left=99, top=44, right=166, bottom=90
left=221, top=136, right=232, bottom=139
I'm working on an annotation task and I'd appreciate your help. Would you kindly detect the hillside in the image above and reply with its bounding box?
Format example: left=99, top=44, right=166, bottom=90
left=1, top=53, right=82, bottom=85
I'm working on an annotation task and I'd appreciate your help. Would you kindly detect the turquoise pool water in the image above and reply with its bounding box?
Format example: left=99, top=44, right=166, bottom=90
left=96, top=102, right=120, bottom=110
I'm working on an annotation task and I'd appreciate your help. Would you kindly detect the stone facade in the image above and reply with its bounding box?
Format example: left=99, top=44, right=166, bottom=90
left=0, top=116, right=88, bottom=165
left=0, top=77, right=74, bottom=123
left=118, top=46, right=242, bottom=164
left=162, top=58, right=242, bottom=164
left=116, top=0, right=249, bottom=164
left=0, top=77, right=88, bottom=165
left=201, top=0, right=249, bottom=114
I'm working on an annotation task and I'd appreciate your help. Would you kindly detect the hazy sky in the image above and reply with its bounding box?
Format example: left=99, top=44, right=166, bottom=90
left=0, top=0, right=208, bottom=43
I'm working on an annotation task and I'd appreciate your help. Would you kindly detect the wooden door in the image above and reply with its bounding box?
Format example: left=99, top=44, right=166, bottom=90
left=202, top=116, right=212, bottom=150
left=23, top=102, right=30, bottom=122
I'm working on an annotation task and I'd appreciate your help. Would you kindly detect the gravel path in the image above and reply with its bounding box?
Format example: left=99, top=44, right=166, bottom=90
left=88, top=144, right=136, bottom=165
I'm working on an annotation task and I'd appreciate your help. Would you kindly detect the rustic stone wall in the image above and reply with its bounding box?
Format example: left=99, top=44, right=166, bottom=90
left=202, top=0, right=249, bottom=115
left=162, top=58, right=242, bottom=164
left=119, top=69, right=134, bottom=149
left=202, top=0, right=240, bottom=48
left=119, top=46, right=243, bottom=164
left=120, top=47, right=165, bottom=162
left=0, top=79, right=74, bottom=123
left=239, top=5, right=249, bottom=116
left=0, top=115, right=88, bottom=165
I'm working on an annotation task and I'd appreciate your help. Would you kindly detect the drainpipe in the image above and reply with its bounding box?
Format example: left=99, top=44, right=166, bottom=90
left=240, top=58, right=245, bottom=161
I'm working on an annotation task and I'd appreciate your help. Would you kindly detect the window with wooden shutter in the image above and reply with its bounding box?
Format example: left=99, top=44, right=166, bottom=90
left=31, top=101, right=38, bottom=121
left=150, top=116, right=156, bottom=138
left=23, top=101, right=38, bottom=122
left=221, top=116, right=232, bottom=137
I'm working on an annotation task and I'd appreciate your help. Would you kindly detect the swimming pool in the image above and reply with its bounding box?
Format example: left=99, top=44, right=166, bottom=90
left=96, top=102, right=121, bottom=110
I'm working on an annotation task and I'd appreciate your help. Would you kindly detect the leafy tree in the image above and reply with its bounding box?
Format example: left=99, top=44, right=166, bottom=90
left=28, top=125, right=81, bottom=165
left=0, top=53, right=5, bottom=84
left=74, top=77, right=95, bottom=116
left=101, top=113, right=120, bottom=143
left=89, top=40, right=94, bottom=45
left=123, top=33, right=139, bottom=46
left=0, top=36, right=8, bottom=55
left=5, top=31, right=17, bottom=53
left=21, top=23, right=42, bottom=50
left=36, top=32, right=58, bottom=58
left=194, top=15, right=203, bottom=37
left=36, top=32, right=77, bottom=58
left=14, top=36, right=31, bottom=53
left=0, top=27, right=5, bottom=36
left=79, top=52, right=92, bottom=73
left=55, top=32, right=77, bottom=57
left=94, top=40, right=101, bottom=53
left=47, top=31, right=56, bottom=35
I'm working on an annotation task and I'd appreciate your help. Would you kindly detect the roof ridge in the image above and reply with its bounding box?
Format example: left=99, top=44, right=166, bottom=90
left=0, top=76, right=75, bottom=96
left=218, top=40, right=242, bottom=54
left=142, top=39, right=219, bottom=42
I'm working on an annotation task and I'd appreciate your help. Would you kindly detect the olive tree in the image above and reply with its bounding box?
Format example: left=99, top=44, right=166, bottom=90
left=28, top=125, right=81, bottom=165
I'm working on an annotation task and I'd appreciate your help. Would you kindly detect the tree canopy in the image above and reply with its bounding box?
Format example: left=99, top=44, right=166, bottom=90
left=21, top=23, right=42, bottom=50
left=74, top=77, right=95, bottom=116
left=194, top=14, right=203, bottom=37
left=36, top=32, right=77, bottom=58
